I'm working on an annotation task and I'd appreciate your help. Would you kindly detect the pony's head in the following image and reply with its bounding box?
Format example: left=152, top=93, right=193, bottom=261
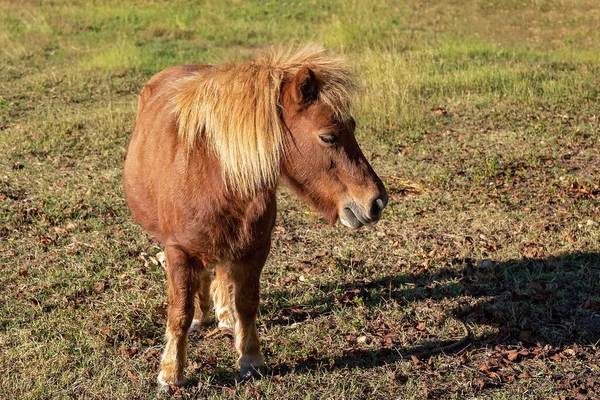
left=279, top=61, right=387, bottom=229
left=174, top=45, right=387, bottom=228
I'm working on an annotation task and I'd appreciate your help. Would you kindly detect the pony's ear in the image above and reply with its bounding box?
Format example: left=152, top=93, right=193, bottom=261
left=291, top=66, right=318, bottom=104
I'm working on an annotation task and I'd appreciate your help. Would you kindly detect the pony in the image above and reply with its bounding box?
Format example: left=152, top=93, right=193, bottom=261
left=123, top=45, right=388, bottom=388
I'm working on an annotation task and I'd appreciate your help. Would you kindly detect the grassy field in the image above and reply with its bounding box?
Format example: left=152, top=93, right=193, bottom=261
left=2, top=0, right=600, bottom=398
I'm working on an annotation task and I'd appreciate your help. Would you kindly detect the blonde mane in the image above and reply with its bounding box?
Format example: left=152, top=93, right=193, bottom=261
left=173, top=45, right=355, bottom=197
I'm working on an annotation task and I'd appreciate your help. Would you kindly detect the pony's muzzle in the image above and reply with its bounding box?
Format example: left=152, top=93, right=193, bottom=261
left=340, top=192, right=388, bottom=229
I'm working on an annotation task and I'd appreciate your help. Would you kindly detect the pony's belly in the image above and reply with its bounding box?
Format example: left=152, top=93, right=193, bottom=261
left=123, top=147, right=164, bottom=242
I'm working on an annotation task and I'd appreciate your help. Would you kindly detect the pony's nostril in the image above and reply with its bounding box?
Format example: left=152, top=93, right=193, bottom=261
left=370, top=194, right=388, bottom=219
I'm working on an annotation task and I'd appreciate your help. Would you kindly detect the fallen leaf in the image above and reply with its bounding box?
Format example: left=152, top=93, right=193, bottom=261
left=154, top=304, right=168, bottom=317
left=95, top=281, right=106, bottom=293
left=121, top=347, right=138, bottom=357
left=563, top=348, right=576, bottom=356
left=245, top=385, right=261, bottom=398
left=506, top=350, right=519, bottom=362
left=432, top=106, right=448, bottom=116
left=473, top=377, right=485, bottom=390
left=126, top=370, right=139, bottom=384
left=144, top=348, right=159, bottom=361
left=550, top=354, right=562, bottom=362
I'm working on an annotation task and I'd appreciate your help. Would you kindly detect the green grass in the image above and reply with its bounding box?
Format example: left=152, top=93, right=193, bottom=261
left=2, top=0, right=600, bottom=399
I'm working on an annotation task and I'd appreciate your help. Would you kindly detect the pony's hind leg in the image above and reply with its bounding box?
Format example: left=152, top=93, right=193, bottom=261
left=228, top=260, right=265, bottom=379
left=158, top=245, right=201, bottom=389
left=190, top=268, right=212, bottom=333
left=211, top=265, right=234, bottom=331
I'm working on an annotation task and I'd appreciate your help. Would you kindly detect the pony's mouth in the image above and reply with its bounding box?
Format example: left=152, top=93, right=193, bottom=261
left=339, top=203, right=379, bottom=230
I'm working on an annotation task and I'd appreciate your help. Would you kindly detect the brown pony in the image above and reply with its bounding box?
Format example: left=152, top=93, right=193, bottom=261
left=123, top=45, right=387, bottom=388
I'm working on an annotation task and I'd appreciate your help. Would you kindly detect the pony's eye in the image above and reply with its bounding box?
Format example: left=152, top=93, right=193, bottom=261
left=319, top=134, right=338, bottom=145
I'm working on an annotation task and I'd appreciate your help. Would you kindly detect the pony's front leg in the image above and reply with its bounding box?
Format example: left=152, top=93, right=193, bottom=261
left=158, top=245, right=200, bottom=388
left=229, top=260, right=265, bottom=379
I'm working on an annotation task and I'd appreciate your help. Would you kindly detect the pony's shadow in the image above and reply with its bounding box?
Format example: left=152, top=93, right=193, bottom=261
left=262, top=251, right=600, bottom=376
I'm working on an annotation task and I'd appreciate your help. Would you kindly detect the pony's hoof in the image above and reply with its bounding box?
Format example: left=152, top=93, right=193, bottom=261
left=189, top=320, right=202, bottom=333
left=189, top=319, right=206, bottom=333
left=239, top=366, right=264, bottom=381
left=157, top=380, right=171, bottom=394
left=218, top=319, right=234, bottom=332
left=157, top=371, right=185, bottom=391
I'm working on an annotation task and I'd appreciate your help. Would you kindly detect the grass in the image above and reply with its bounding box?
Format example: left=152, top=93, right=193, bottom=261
left=1, top=0, right=600, bottom=398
